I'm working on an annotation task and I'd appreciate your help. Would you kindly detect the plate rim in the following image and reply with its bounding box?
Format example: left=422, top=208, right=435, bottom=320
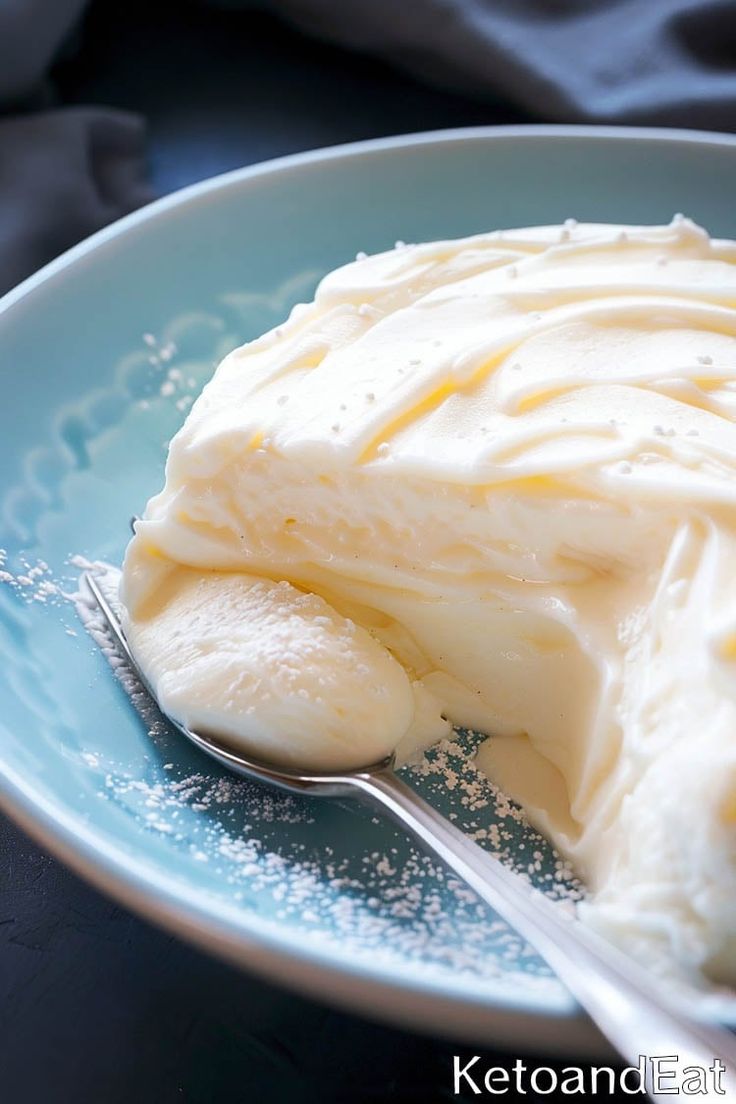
left=4, top=121, right=736, bottom=322
left=2, top=123, right=735, bottom=1049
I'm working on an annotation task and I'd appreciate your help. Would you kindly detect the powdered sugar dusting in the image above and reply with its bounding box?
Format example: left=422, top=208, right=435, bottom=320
left=410, top=738, right=581, bottom=901
left=66, top=564, right=579, bottom=989
left=0, top=551, right=61, bottom=605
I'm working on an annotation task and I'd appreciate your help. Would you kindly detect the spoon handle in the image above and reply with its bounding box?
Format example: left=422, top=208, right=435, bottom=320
left=349, top=768, right=736, bottom=1101
left=82, top=569, right=736, bottom=1093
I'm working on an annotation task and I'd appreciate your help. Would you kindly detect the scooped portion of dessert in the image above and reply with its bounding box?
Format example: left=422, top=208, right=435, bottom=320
left=124, top=568, right=435, bottom=770
left=121, top=218, right=736, bottom=985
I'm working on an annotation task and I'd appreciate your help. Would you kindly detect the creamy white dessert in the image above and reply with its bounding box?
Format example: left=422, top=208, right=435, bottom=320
left=121, top=218, right=736, bottom=984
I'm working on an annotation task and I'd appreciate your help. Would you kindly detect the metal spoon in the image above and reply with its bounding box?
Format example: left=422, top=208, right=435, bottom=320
left=84, top=570, right=736, bottom=1099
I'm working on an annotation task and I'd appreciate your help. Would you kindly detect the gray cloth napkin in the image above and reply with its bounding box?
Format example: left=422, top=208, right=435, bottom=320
left=2, top=0, right=736, bottom=298
left=0, top=108, right=151, bottom=295
left=0, top=0, right=151, bottom=297
left=0, top=0, right=87, bottom=102
left=252, top=0, right=736, bottom=128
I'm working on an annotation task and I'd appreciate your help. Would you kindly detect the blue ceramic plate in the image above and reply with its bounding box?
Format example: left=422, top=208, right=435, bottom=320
left=2, top=126, right=736, bottom=1052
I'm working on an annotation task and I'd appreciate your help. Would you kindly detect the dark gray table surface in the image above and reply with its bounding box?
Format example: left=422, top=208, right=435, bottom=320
left=1, top=4, right=614, bottom=1101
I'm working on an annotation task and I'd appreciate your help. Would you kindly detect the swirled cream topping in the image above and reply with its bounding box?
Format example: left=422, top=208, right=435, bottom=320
left=121, top=218, right=736, bottom=983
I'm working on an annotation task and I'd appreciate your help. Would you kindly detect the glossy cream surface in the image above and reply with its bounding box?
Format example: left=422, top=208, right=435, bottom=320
left=121, top=219, right=736, bottom=981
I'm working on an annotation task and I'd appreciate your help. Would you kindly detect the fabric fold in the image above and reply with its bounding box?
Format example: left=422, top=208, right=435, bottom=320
left=0, top=107, right=151, bottom=295
left=2, top=0, right=736, bottom=296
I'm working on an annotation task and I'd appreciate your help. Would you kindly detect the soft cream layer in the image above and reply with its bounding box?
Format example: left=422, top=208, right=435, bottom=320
left=121, top=219, right=736, bottom=983
left=127, top=570, right=425, bottom=770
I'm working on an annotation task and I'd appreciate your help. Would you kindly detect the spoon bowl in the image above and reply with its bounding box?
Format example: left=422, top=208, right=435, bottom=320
left=83, top=568, right=736, bottom=1101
